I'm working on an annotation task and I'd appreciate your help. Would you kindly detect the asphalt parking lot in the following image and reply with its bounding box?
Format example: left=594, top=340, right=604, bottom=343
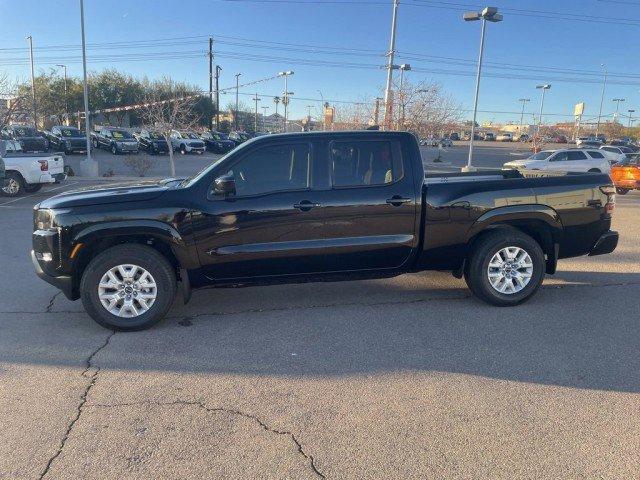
left=1, top=156, right=639, bottom=479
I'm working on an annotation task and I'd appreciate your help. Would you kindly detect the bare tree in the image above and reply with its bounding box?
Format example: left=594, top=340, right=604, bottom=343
left=0, top=73, right=27, bottom=130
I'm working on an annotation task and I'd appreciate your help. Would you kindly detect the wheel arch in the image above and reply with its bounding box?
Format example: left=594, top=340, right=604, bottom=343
left=465, top=205, right=563, bottom=274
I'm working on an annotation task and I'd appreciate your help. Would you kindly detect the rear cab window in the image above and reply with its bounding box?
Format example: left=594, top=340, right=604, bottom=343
left=587, top=150, right=605, bottom=159
left=330, top=140, right=404, bottom=188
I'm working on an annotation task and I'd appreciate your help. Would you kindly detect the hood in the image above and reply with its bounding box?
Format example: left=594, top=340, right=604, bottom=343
left=37, top=178, right=180, bottom=209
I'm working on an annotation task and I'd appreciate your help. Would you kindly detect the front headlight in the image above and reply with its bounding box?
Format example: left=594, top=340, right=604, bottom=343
left=34, top=208, right=70, bottom=231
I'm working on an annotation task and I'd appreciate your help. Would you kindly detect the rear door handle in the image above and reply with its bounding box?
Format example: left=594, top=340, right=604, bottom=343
left=386, top=196, right=412, bottom=206
left=294, top=200, right=321, bottom=211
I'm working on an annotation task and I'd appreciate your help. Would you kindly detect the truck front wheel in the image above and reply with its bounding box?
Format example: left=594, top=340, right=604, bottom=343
left=80, top=244, right=177, bottom=331
left=464, top=229, right=545, bottom=306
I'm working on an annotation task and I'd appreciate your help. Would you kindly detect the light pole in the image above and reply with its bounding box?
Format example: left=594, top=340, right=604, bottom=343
left=628, top=109, right=635, bottom=128
left=234, top=73, right=241, bottom=130
left=383, top=0, right=400, bottom=129
left=278, top=71, right=294, bottom=132
left=518, top=98, right=530, bottom=133
left=612, top=98, right=625, bottom=122
left=399, top=63, right=411, bottom=129
left=56, top=64, right=68, bottom=124
left=596, top=64, right=607, bottom=138
left=536, top=84, right=551, bottom=140
left=79, top=0, right=95, bottom=174
left=215, top=65, right=222, bottom=130
left=26, top=36, right=37, bottom=128
left=261, top=106, right=269, bottom=132
left=462, top=7, right=503, bottom=172
left=253, top=93, right=261, bottom=134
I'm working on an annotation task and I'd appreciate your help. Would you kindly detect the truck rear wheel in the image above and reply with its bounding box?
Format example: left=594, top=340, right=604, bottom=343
left=1, top=172, right=24, bottom=197
left=464, top=229, right=545, bottom=306
left=80, top=244, right=177, bottom=331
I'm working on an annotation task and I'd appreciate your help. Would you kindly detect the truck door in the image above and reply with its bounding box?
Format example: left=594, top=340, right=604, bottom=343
left=314, top=137, right=418, bottom=271
left=193, top=140, right=328, bottom=280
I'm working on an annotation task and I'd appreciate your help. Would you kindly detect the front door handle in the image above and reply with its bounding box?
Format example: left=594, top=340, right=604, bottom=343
left=386, top=195, right=412, bottom=206
left=294, top=200, right=321, bottom=211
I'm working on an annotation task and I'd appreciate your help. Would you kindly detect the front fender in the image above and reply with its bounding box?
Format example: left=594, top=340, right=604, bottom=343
left=72, top=219, right=197, bottom=269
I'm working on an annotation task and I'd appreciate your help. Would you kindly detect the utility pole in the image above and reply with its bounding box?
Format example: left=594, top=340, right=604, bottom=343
left=612, top=98, right=625, bottom=122
left=26, top=36, right=37, bottom=128
left=253, top=93, right=261, bottom=133
left=215, top=65, right=221, bottom=130
left=57, top=64, right=68, bottom=125
left=208, top=37, right=214, bottom=130
left=596, top=64, right=607, bottom=138
left=234, top=73, right=241, bottom=130
left=518, top=98, right=530, bottom=132
left=628, top=109, right=635, bottom=128
left=278, top=71, right=294, bottom=133
left=383, top=0, right=400, bottom=129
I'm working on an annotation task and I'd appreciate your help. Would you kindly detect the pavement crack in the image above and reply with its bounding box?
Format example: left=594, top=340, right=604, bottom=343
left=39, top=330, right=116, bottom=479
left=88, top=399, right=325, bottom=478
left=45, top=292, right=61, bottom=313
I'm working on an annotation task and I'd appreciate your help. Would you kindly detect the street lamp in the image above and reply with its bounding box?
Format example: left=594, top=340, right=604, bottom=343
left=518, top=98, right=530, bottom=133
left=261, top=106, right=270, bottom=132
left=628, top=109, right=635, bottom=128
left=234, top=73, right=242, bottom=130
left=56, top=64, right=68, bottom=124
left=398, top=63, right=411, bottom=128
left=462, top=6, right=503, bottom=172
left=278, top=70, right=294, bottom=132
left=536, top=84, right=551, bottom=139
left=612, top=98, right=625, bottom=122
left=26, top=36, right=37, bottom=128
left=79, top=0, right=95, bottom=175
left=596, top=64, right=607, bottom=138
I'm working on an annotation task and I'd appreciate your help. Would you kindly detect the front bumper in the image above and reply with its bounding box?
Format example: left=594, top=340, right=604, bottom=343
left=588, top=230, right=619, bottom=256
left=31, top=250, right=76, bottom=300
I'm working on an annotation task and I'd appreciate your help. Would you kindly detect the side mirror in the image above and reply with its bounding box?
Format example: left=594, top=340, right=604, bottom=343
left=213, top=174, right=236, bottom=196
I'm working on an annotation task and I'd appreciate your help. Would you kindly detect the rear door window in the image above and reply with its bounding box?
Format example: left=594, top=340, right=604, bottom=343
left=566, top=151, right=588, bottom=161
left=587, top=151, right=605, bottom=159
left=330, top=140, right=403, bottom=187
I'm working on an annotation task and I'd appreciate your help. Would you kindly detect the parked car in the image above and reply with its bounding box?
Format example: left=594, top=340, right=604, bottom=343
left=2, top=125, right=48, bottom=153
left=496, top=133, right=513, bottom=142
left=610, top=154, right=640, bottom=194
left=44, top=126, right=87, bottom=154
left=135, top=130, right=169, bottom=155
left=200, top=131, right=235, bottom=153
left=482, top=132, right=495, bottom=141
left=515, top=133, right=530, bottom=142
left=554, top=135, right=568, bottom=144
left=228, top=131, right=251, bottom=146
left=170, top=131, right=206, bottom=155
left=1, top=149, right=66, bottom=197
left=31, top=131, right=618, bottom=330
left=420, top=137, right=439, bottom=147
left=439, top=138, right=453, bottom=148
left=503, top=149, right=610, bottom=173
left=92, top=128, right=139, bottom=155
left=576, top=136, right=602, bottom=147
left=449, top=132, right=460, bottom=141
left=600, top=145, right=633, bottom=164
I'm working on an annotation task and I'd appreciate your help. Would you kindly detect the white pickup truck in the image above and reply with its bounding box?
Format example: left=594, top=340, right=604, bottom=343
left=0, top=141, right=66, bottom=196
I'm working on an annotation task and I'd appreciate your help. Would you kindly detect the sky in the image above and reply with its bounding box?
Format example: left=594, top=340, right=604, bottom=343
left=1, top=0, right=639, bottom=125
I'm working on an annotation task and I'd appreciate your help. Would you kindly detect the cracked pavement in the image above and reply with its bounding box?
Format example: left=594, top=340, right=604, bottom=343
left=1, top=176, right=639, bottom=479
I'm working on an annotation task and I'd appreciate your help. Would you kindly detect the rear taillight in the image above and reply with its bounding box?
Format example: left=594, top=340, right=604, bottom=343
left=38, top=160, right=48, bottom=171
left=600, top=185, right=616, bottom=214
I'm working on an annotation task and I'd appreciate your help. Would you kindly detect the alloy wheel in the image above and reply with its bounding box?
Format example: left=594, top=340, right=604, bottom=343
left=487, top=246, right=533, bottom=294
left=98, top=264, right=157, bottom=317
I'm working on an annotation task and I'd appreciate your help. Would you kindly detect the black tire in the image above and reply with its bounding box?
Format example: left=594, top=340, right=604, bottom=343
left=1, top=172, right=25, bottom=197
left=23, top=183, right=43, bottom=193
left=616, top=188, right=629, bottom=195
left=80, top=244, right=177, bottom=331
left=464, top=229, right=545, bottom=307
left=588, top=168, right=601, bottom=173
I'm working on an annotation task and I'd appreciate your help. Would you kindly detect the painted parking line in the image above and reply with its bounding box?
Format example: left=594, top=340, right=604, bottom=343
left=0, top=181, right=79, bottom=207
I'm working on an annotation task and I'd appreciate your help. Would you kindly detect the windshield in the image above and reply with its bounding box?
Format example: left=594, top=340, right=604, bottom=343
left=60, top=128, right=82, bottom=137
left=529, top=151, right=553, bottom=160
left=13, top=127, right=36, bottom=137
left=111, top=130, right=133, bottom=139
left=148, top=132, right=164, bottom=140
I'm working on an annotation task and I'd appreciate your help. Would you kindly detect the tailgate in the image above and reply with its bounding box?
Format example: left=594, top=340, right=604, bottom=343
left=47, top=155, right=65, bottom=174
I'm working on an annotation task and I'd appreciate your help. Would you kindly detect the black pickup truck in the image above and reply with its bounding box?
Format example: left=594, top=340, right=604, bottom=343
left=44, top=125, right=88, bottom=154
left=32, top=131, right=618, bottom=330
